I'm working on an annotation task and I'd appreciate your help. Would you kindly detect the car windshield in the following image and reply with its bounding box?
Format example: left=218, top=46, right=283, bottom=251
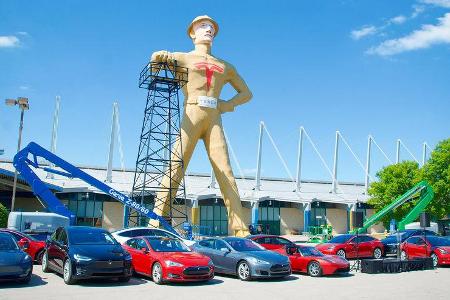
left=0, top=234, right=19, bottom=251
left=70, top=230, right=118, bottom=245
left=428, top=237, right=450, bottom=247
left=147, top=237, right=190, bottom=252
left=328, top=235, right=352, bottom=244
left=299, top=247, right=324, bottom=257
left=225, top=238, right=265, bottom=251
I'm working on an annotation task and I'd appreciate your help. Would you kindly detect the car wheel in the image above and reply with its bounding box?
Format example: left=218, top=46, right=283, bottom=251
left=41, top=250, right=50, bottom=273
left=373, top=247, right=382, bottom=259
left=336, top=249, right=346, bottom=259
left=35, top=250, right=45, bottom=264
left=63, top=259, right=76, bottom=285
left=431, top=253, right=438, bottom=267
left=237, top=261, right=251, bottom=281
left=307, top=261, right=322, bottom=277
left=401, top=250, right=408, bottom=260
left=152, top=262, right=164, bottom=285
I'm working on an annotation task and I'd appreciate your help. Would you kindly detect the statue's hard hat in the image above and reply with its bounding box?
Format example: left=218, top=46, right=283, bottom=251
left=187, top=15, right=219, bottom=37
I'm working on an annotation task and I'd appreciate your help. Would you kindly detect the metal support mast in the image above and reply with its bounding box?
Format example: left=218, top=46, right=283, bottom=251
left=127, top=62, right=189, bottom=229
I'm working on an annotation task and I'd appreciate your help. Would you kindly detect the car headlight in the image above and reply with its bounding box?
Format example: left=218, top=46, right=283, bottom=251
left=437, top=248, right=448, bottom=254
left=208, top=259, right=214, bottom=266
left=165, top=260, right=183, bottom=267
left=22, top=255, right=31, bottom=263
left=74, top=254, right=93, bottom=262
left=248, top=257, right=270, bottom=265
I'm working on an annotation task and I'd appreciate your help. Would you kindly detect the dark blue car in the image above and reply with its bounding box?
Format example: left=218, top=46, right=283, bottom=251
left=0, top=232, right=33, bottom=283
left=382, top=229, right=437, bottom=255
left=41, top=226, right=132, bottom=285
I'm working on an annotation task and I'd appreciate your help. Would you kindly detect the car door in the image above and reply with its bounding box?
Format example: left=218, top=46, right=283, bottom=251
left=291, top=247, right=308, bottom=272
left=415, top=237, right=428, bottom=258
left=47, top=228, right=62, bottom=270
left=54, top=228, right=69, bottom=273
left=214, top=240, right=237, bottom=274
left=124, top=239, right=142, bottom=273
left=345, top=236, right=358, bottom=258
left=358, top=236, right=372, bottom=257
left=405, top=237, right=420, bottom=258
left=136, top=238, right=153, bottom=275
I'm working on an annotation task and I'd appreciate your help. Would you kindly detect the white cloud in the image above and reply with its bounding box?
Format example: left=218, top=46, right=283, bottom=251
left=420, top=0, right=450, bottom=8
left=19, top=86, right=30, bottom=91
left=367, top=13, right=450, bottom=56
left=412, top=5, right=426, bottom=18
left=17, top=32, right=29, bottom=36
left=390, top=15, right=407, bottom=24
left=351, top=26, right=377, bottom=40
left=0, top=36, right=20, bottom=48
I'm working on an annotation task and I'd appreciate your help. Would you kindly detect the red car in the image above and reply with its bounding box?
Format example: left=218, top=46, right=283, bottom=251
left=400, top=235, right=450, bottom=267
left=316, top=234, right=384, bottom=259
left=122, top=236, right=214, bottom=284
left=0, top=229, right=46, bottom=264
left=247, top=234, right=294, bottom=253
left=285, top=245, right=350, bottom=277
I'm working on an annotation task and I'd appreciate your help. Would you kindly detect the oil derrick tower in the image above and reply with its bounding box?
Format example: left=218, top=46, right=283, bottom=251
left=127, top=62, right=189, bottom=230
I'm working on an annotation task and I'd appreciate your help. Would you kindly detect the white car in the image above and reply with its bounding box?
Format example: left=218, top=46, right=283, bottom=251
left=111, top=227, right=195, bottom=246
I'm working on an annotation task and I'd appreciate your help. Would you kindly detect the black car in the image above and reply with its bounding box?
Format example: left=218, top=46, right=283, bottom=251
left=382, top=229, right=437, bottom=255
left=41, top=226, right=132, bottom=284
left=0, top=232, right=33, bottom=283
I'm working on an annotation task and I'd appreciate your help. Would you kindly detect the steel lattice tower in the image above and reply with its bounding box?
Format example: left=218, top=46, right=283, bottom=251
left=127, top=62, right=189, bottom=230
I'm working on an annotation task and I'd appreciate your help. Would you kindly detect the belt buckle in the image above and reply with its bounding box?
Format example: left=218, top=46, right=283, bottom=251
left=197, top=96, right=217, bottom=109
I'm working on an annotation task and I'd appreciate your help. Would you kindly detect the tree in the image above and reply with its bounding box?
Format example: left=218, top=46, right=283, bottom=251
left=368, top=161, right=421, bottom=227
left=0, top=203, right=8, bottom=228
left=422, top=138, right=450, bottom=219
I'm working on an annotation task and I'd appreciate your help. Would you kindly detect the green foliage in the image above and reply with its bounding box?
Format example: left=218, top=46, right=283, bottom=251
left=0, top=203, right=8, bottom=228
left=368, top=138, right=450, bottom=227
left=368, top=161, right=421, bottom=227
left=422, top=139, right=450, bottom=219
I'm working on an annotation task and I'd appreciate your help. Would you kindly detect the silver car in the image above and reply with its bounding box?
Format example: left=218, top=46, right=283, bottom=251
left=192, top=237, right=291, bottom=281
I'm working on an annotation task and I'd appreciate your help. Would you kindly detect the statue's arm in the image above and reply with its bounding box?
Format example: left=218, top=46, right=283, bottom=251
left=150, top=51, right=186, bottom=65
left=219, top=65, right=252, bottom=113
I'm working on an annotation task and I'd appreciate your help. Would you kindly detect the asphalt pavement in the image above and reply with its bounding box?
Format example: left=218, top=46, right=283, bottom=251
left=0, top=266, right=449, bottom=300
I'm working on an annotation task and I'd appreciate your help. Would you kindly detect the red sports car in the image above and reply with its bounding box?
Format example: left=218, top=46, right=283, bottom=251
left=316, top=234, right=384, bottom=259
left=400, top=235, right=450, bottom=267
left=0, top=229, right=46, bottom=264
left=247, top=234, right=294, bottom=253
left=122, top=236, right=214, bottom=284
left=285, top=245, right=350, bottom=277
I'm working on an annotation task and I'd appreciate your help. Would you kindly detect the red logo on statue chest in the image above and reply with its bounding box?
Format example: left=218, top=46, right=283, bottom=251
left=194, top=62, right=224, bottom=90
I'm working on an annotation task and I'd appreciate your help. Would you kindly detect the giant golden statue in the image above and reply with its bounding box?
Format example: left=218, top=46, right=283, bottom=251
left=150, top=15, right=252, bottom=236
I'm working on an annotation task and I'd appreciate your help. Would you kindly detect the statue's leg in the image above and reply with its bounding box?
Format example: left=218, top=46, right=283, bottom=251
left=203, top=117, right=249, bottom=237
left=150, top=108, right=201, bottom=227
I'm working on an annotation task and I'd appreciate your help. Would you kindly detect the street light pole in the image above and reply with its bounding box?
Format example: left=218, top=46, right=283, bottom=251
left=5, top=97, right=29, bottom=212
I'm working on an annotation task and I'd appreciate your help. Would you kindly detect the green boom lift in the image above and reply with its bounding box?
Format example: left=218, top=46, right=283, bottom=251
left=353, top=180, right=434, bottom=234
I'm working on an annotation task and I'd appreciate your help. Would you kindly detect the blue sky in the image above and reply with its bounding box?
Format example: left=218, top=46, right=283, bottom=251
left=1, top=0, right=449, bottom=184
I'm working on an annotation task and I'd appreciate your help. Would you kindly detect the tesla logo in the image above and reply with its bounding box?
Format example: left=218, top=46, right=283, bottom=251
left=108, top=260, right=112, bottom=265
left=194, top=62, right=224, bottom=90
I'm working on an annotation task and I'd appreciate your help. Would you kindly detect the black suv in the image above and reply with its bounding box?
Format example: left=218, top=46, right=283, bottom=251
left=42, top=226, right=132, bottom=284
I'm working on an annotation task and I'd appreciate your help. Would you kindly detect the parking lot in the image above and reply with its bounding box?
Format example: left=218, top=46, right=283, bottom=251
left=0, top=266, right=449, bottom=300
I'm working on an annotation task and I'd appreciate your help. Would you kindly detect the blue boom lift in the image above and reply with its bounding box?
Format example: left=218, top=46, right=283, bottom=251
left=13, top=142, right=177, bottom=235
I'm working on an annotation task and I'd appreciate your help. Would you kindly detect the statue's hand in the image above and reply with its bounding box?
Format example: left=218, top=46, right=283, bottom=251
left=150, top=50, right=175, bottom=63
left=218, top=100, right=235, bottom=113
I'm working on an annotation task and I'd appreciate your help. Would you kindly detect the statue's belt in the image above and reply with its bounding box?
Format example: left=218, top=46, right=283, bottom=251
left=187, top=96, right=218, bottom=109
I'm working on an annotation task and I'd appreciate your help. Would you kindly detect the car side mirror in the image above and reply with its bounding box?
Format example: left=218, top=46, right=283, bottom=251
left=141, top=248, right=149, bottom=254
left=220, top=247, right=230, bottom=253
left=286, top=246, right=297, bottom=255
left=18, top=238, right=30, bottom=251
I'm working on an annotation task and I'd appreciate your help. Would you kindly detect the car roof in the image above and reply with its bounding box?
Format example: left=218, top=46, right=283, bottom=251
left=246, top=234, right=280, bottom=239
left=66, top=226, right=108, bottom=233
left=112, top=227, right=170, bottom=233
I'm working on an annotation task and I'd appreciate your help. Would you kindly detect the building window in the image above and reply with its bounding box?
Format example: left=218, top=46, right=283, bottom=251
left=311, top=206, right=327, bottom=227
left=199, top=198, right=228, bottom=236
left=258, top=200, right=281, bottom=235
left=64, top=192, right=103, bottom=227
